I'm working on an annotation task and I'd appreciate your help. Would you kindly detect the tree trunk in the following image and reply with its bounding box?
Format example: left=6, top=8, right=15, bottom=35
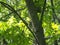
left=25, top=0, right=46, bottom=45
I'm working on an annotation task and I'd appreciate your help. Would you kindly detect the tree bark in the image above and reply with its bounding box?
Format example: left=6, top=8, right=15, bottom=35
left=25, top=0, right=46, bottom=45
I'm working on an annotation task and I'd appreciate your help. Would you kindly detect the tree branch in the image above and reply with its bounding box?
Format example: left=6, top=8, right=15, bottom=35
left=51, top=0, right=60, bottom=23
left=51, top=0, right=58, bottom=45
left=0, top=1, right=36, bottom=40
left=1, top=8, right=26, bottom=19
left=40, top=0, right=46, bottom=25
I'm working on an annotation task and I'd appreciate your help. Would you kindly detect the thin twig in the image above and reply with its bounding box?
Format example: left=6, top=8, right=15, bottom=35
left=2, top=8, right=25, bottom=18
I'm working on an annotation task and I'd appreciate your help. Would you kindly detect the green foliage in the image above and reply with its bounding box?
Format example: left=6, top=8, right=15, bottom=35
left=0, top=0, right=60, bottom=45
left=0, top=16, right=33, bottom=45
left=0, top=0, right=33, bottom=45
